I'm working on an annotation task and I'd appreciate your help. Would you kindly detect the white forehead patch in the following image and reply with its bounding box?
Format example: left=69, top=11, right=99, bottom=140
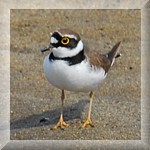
left=51, top=37, right=58, bottom=44
left=56, top=31, right=78, bottom=40
left=64, top=34, right=77, bottom=40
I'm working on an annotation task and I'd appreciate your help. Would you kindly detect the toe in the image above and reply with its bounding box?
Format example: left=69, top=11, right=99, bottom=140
left=82, top=118, right=94, bottom=128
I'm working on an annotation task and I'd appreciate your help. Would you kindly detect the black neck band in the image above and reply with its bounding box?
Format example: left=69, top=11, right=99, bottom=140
left=49, top=49, right=85, bottom=66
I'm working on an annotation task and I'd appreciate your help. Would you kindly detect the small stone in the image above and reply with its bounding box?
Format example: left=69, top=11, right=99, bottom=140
left=129, top=66, right=133, bottom=70
left=10, top=111, right=14, bottom=114
left=100, top=28, right=104, bottom=31
left=40, top=117, right=50, bottom=123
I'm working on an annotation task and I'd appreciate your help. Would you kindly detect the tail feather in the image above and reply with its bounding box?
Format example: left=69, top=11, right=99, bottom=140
left=107, top=41, right=121, bottom=62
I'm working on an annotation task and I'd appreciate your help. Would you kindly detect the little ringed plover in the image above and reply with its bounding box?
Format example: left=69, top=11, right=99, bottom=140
left=41, top=29, right=121, bottom=129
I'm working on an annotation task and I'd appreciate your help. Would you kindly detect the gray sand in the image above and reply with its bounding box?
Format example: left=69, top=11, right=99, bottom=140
left=10, top=9, right=141, bottom=140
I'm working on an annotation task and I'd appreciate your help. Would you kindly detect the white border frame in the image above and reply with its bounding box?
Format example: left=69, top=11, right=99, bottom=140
left=0, top=0, right=149, bottom=149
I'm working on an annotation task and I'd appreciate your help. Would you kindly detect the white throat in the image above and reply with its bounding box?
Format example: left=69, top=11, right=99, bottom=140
left=52, top=40, right=83, bottom=58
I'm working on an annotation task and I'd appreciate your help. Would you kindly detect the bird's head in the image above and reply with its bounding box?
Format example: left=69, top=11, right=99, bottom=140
left=41, top=29, right=84, bottom=58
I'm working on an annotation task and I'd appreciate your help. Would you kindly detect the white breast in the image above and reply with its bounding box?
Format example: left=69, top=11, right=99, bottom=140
left=43, top=55, right=107, bottom=92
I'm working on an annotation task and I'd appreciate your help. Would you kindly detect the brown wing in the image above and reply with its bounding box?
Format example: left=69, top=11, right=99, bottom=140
left=85, top=41, right=121, bottom=73
left=85, top=48, right=111, bottom=73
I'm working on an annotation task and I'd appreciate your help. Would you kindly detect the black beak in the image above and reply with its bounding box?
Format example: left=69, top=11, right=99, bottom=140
left=41, top=44, right=53, bottom=53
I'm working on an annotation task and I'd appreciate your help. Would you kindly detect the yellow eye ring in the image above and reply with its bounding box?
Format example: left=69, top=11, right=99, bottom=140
left=61, top=37, right=70, bottom=45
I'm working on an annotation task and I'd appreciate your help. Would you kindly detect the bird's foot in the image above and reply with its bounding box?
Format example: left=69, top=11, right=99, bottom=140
left=82, top=118, right=94, bottom=128
left=52, top=115, right=69, bottom=130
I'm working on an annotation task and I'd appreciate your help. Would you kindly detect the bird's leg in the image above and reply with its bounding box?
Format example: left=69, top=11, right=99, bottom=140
left=53, top=90, right=69, bottom=129
left=82, top=91, right=94, bottom=128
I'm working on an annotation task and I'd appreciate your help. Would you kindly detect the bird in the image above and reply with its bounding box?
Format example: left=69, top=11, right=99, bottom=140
left=41, top=29, right=121, bottom=129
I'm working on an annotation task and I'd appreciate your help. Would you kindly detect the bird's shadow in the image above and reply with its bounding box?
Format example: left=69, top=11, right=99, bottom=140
left=11, top=99, right=88, bottom=130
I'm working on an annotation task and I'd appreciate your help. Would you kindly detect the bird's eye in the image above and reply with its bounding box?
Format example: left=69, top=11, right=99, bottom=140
left=61, top=37, right=70, bottom=45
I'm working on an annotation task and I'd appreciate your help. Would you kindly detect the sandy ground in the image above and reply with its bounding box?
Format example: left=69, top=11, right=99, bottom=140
left=10, top=9, right=141, bottom=140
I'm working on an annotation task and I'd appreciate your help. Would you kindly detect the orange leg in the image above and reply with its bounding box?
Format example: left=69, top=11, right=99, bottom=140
left=82, top=91, right=94, bottom=128
left=52, top=90, right=69, bottom=129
